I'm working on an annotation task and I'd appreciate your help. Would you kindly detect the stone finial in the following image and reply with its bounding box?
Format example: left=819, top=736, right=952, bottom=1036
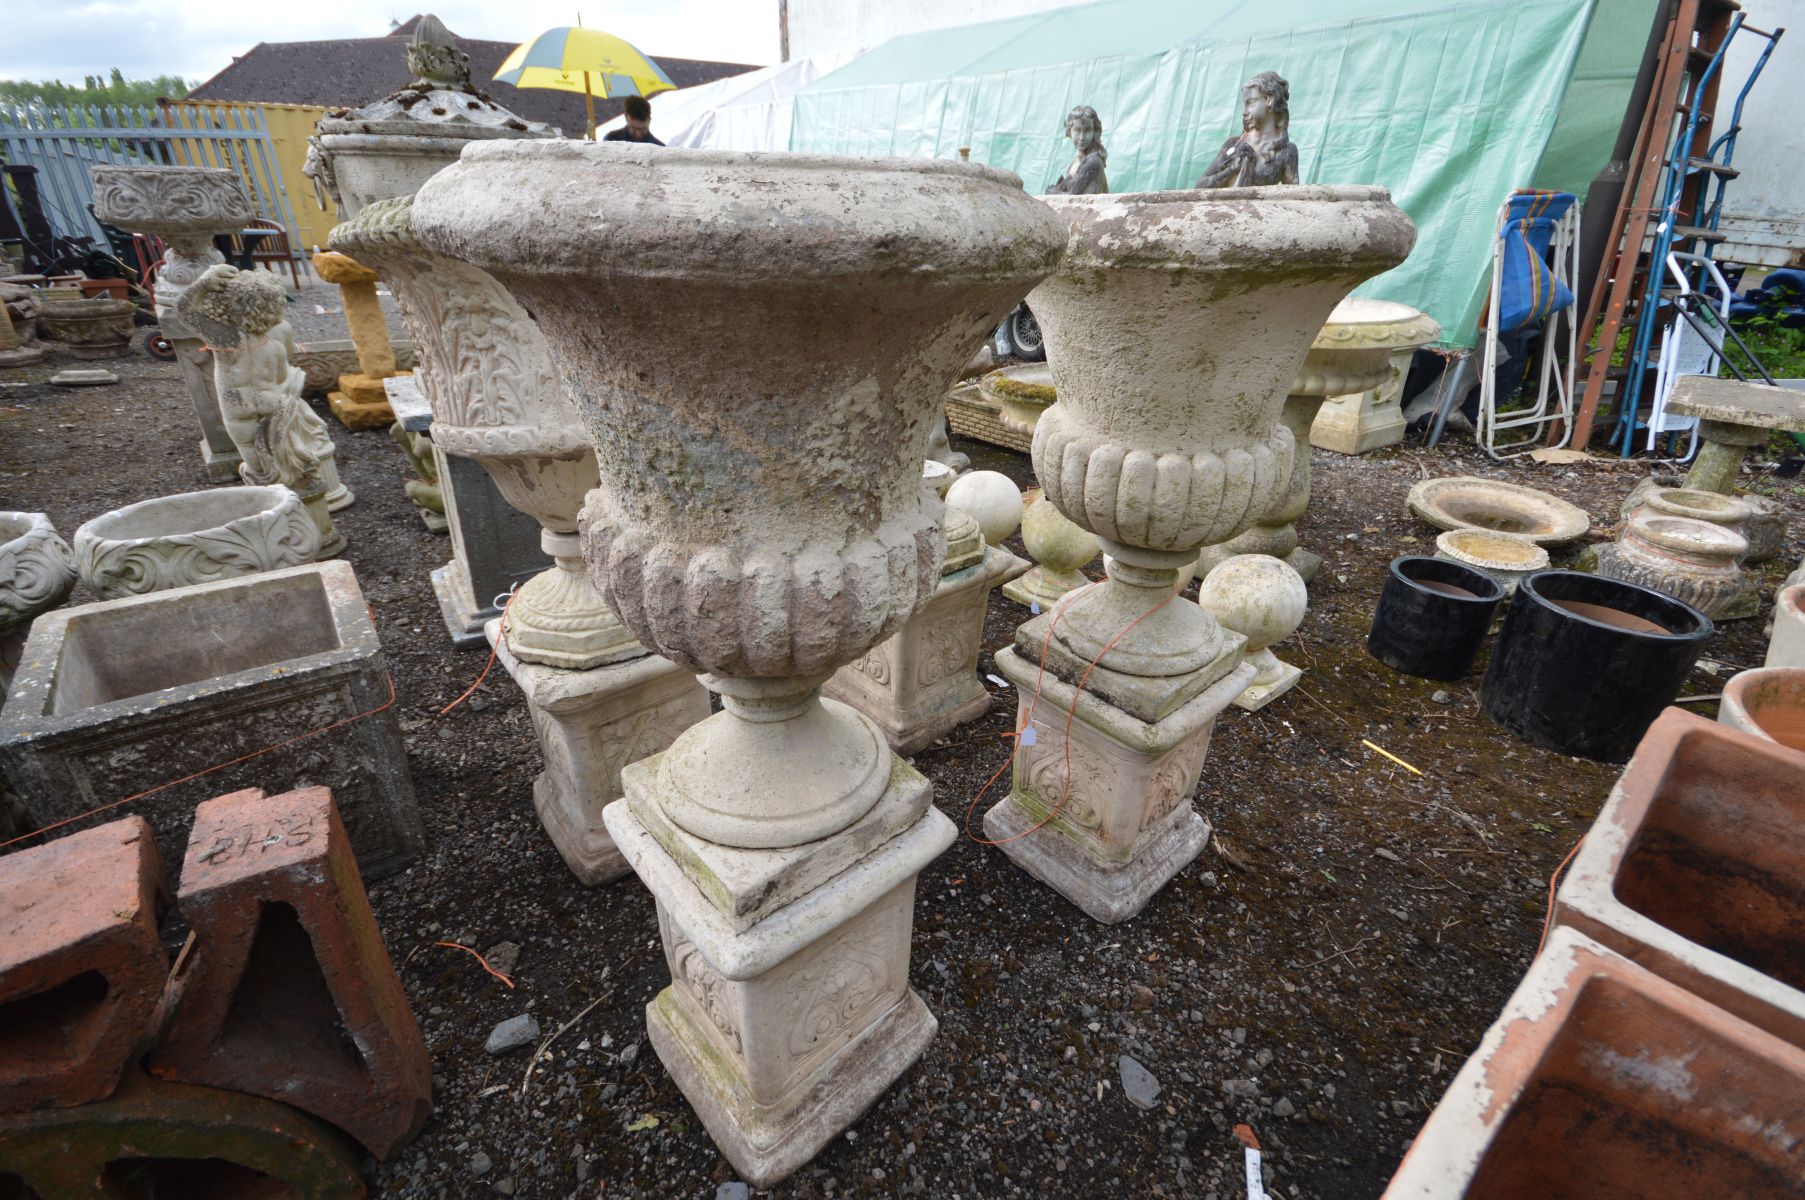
left=407, top=14, right=472, bottom=89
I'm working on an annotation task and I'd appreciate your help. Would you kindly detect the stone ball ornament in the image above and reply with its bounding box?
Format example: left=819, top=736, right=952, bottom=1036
left=945, top=470, right=1023, bottom=547
left=411, top=142, right=1066, bottom=849
left=1197, top=553, right=1309, bottom=710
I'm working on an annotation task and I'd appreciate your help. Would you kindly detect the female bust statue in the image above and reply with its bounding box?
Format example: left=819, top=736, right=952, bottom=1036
left=1049, top=105, right=1109, bottom=196
left=1196, top=71, right=1299, bottom=189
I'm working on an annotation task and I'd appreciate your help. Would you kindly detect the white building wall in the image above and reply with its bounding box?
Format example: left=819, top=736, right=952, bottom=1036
left=1716, top=0, right=1804, bottom=266
left=785, top=0, right=1086, bottom=61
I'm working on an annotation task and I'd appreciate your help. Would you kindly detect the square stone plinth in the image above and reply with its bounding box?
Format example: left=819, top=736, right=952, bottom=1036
left=431, top=450, right=549, bottom=649
left=1552, top=708, right=1805, bottom=1049
left=1310, top=350, right=1411, bottom=455
left=823, top=546, right=1028, bottom=755
left=0, top=561, right=424, bottom=881
left=485, top=619, right=708, bottom=886
left=985, top=645, right=1254, bottom=924
left=603, top=769, right=954, bottom=1188
left=0, top=817, right=169, bottom=1113
left=1383, top=928, right=1805, bottom=1198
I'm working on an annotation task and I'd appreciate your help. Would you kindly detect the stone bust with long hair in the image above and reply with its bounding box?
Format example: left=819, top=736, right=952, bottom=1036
left=1049, top=104, right=1109, bottom=196
left=1196, top=71, right=1300, bottom=189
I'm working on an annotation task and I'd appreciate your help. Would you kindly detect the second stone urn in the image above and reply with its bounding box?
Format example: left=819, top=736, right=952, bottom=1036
left=413, top=142, right=1065, bottom=1186
left=989, top=186, right=1415, bottom=923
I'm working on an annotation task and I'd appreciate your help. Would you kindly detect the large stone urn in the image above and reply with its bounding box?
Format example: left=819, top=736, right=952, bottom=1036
left=412, top=141, right=1065, bottom=1186
left=987, top=186, right=1415, bottom=923
left=1205, top=298, right=1439, bottom=581
left=332, top=195, right=708, bottom=885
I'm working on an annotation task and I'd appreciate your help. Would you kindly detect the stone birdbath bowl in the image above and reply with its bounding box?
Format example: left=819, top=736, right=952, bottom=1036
left=0, top=511, right=78, bottom=692
left=1433, top=528, right=1549, bottom=594
left=982, top=364, right=1058, bottom=436
left=73, top=485, right=321, bottom=600
left=1407, top=476, right=1590, bottom=547
left=1719, top=666, right=1805, bottom=754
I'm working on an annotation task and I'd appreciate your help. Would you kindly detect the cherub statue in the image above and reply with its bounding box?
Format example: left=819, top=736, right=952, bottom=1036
left=176, top=265, right=344, bottom=552
left=1048, top=105, right=1109, bottom=196
left=1195, top=71, right=1300, bottom=189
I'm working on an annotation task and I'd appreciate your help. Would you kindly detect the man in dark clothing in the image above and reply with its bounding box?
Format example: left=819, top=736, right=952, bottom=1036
left=603, top=95, right=665, bottom=146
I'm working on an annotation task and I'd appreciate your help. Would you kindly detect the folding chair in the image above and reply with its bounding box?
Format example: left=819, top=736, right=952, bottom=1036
left=1476, top=191, right=1581, bottom=459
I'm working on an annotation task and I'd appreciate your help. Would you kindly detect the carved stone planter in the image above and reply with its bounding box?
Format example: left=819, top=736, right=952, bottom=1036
left=1594, top=511, right=1752, bottom=620
left=1407, top=476, right=1590, bottom=546
left=1719, top=665, right=1805, bottom=755
left=983, top=363, right=1057, bottom=436
left=988, top=185, right=1414, bottom=923
left=37, top=295, right=135, bottom=358
left=414, top=141, right=1063, bottom=1185
left=73, top=485, right=319, bottom=600
left=0, top=511, right=77, bottom=694
left=1433, top=529, right=1548, bottom=595
left=825, top=495, right=1030, bottom=753
left=1208, top=299, right=1439, bottom=581
left=90, top=166, right=253, bottom=483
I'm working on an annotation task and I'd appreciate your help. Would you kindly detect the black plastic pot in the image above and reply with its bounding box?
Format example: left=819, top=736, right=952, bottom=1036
left=1366, top=556, right=1506, bottom=681
left=1481, top=570, right=1712, bottom=762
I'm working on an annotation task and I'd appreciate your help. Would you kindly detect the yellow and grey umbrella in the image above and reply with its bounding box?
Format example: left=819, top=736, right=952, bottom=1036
left=494, top=24, right=676, bottom=140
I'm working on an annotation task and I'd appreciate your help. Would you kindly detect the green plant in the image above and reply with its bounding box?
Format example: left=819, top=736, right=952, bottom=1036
left=1731, top=311, right=1805, bottom=380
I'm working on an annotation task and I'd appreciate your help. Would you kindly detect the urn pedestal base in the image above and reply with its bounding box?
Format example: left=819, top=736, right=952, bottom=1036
left=1001, top=564, right=1090, bottom=610
left=823, top=546, right=1028, bottom=755
left=327, top=373, right=398, bottom=431
left=1310, top=357, right=1410, bottom=455
left=985, top=645, right=1253, bottom=923
left=603, top=762, right=954, bottom=1188
left=485, top=619, right=709, bottom=886
left=1235, top=650, right=1302, bottom=711
left=199, top=436, right=243, bottom=483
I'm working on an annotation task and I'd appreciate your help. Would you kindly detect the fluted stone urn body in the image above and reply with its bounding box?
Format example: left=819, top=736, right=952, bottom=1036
left=332, top=197, right=636, bottom=670
left=413, top=142, right=1064, bottom=1186
left=989, top=186, right=1415, bottom=923
left=90, top=166, right=254, bottom=484
left=1210, top=298, right=1440, bottom=581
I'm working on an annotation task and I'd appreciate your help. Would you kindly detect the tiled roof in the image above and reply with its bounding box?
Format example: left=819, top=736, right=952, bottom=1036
left=188, top=15, right=759, bottom=136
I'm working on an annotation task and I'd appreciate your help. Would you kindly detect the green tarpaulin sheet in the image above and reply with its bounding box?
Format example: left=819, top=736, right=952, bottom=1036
left=790, top=0, right=1658, bottom=348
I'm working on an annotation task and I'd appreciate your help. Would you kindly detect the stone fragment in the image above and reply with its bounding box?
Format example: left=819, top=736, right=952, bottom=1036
left=147, top=785, right=432, bottom=1160
left=486, top=1013, right=541, bottom=1056
left=0, top=561, right=424, bottom=880
left=48, top=368, right=118, bottom=387
left=0, top=817, right=168, bottom=1113
left=0, top=1069, right=366, bottom=1198
left=1384, top=928, right=1805, bottom=1197
left=470, top=1150, right=494, bottom=1176
left=1272, top=1096, right=1296, bottom=1117
left=716, top=1183, right=750, bottom=1200
left=1118, top=1055, right=1160, bottom=1110
left=483, top=941, right=521, bottom=977
left=1552, top=708, right=1805, bottom=1049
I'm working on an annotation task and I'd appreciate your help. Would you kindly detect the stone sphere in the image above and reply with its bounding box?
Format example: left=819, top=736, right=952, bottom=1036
left=1022, top=493, right=1100, bottom=572
left=1197, top=554, right=1308, bottom=654
left=947, top=470, right=1023, bottom=546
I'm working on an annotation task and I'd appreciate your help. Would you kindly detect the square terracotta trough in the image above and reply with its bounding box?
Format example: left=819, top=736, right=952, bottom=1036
left=1553, top=707, right=1805, bottom=1049
left=1384, top=928, right=1805, bottom=1198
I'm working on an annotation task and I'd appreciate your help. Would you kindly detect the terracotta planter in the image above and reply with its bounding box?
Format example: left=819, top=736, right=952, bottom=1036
left=1553, top=708, right=1805, bottom=1049
left=1719, top=665, right=1805, bottom=754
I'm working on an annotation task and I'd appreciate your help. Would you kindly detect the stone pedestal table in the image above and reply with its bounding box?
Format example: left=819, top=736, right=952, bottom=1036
left=988, top=186, right=1415, bottom=924
left=1667, top=376, right=1805, bottom=495
left=413, top=141, right=1064, bottom=1186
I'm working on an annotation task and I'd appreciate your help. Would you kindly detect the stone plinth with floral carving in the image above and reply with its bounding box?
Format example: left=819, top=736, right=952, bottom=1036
left=824, top=476, right=1029, bottom=754
left=174, top=266, right=345, bottom=556
left=414, top=141, right=1063, bottom=1186
left=0, top=512, right=77, bottom=694
left=1206, top=299, right=1440, bottom=581
left=987, top=186, right=1414, bottom=923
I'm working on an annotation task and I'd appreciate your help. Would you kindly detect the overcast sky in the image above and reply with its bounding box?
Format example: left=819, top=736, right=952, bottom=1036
left=0, top=0, right=780, bottom=87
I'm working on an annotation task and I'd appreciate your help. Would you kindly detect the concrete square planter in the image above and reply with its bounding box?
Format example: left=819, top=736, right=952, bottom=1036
left=1384, top=927, right=1805, bottom=1197
left=1553, top=707, right=1805, bottom=1049
left=0, top=561, right=423, bottom=880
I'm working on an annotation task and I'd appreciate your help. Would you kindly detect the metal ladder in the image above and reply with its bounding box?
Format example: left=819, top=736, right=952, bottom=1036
left=1611, top=10, right=1784, bottom=455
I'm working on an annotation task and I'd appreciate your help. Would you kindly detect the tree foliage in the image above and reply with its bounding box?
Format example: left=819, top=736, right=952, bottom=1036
left=0, top=69, right=193, bottom=110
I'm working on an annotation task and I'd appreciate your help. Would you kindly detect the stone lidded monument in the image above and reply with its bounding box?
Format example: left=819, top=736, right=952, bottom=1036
left=174, top=265, right=345, bottom=556
left=413, top=141, right=1065, bottom=1185
left=986, top=186, right=1415, bottom=923
left=332, top=193, right=709, bottom=885
left=1196, top=70, right=1300, bottom=189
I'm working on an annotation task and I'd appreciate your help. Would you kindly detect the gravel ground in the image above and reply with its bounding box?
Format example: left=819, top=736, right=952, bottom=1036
left=1, top=335, right=1799, bottom=1199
